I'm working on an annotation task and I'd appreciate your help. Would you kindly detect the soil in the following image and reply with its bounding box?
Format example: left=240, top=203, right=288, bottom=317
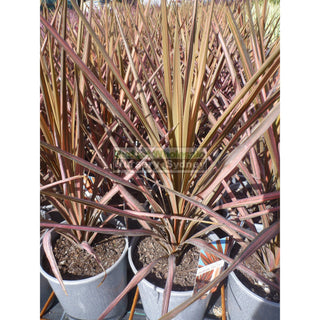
left=232, top=247, right=280, bottom=303
left=133, top=236, right=200, bottom=291
left=42, top=233, right=126, bottom=280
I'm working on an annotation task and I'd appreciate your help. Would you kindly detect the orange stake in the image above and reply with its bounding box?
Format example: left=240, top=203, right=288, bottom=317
left=40, top=291, right=55, bottom=318
left=221, top=284, right=226, bottom=320
left=128, top=287, right=140, bottom=320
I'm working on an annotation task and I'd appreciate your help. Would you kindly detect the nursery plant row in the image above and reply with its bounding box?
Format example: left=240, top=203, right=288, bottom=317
left=40, top=1, right=280, bottom=319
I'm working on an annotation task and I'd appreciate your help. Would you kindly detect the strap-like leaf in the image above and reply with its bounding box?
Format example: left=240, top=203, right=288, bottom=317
left=159, top=221, right=280, bottom=320
left=40, top=141, right=142, bottom=192
left=97, top=255, right=168, bottom=320
left=40, top=222, right=156, bottom=238
left=162, top=255, right=176, bottom=316
left=80, top=241, right=107, bottom=287
left=213, top=191, right=280, bottom=210
left=199, top=103, right=280, bottom=200
left=40, top=14, right=152, bottom=149
left=186, top=238, right=279, bottom=291
left=42, top=229, right=67, bottom=295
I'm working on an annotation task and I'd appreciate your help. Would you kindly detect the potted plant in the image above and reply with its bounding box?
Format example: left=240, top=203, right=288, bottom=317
left=226, top=236, right=280, bottom=320
left=40, top=1, right=151, bottom=319
left=217, top=2, right=280, bottom=319
left=40, top=0, right=280, bottom=319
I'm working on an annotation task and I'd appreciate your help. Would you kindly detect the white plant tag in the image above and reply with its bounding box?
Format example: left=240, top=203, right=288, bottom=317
left=193, top=237, right=230, bottom=298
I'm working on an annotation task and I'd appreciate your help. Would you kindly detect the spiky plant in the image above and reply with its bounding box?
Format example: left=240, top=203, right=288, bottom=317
left=40, top=0, right=280, bottom=318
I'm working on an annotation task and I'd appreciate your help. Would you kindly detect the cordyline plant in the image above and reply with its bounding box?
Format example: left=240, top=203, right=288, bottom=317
left=40, top=0, right=157, bottom=294
left=40, top=0, right=280, bottom=319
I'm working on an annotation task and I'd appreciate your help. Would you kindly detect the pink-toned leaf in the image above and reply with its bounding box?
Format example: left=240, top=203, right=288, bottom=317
left=159, top=221, right=280, bottom=320
left=186, top=238, right=279, bottom=291
left=98, top=256, right=168, bottom=320
left=199, top=103, right=280, bottom=200
left=41, top=190, right=159, bottom=225
left=264, top=246, right=275, bottom=271
left=149, top=179, right=256, bottom=240
left=40, top=141, right=143, bottom=193
left=42, top=229, right=67, bottom=295
left=213, top=191, right=280, bottom=210
left=238, top=207, right=279, bottom=221
left=162, top=255, right=176, bottom=316
left=40, top=14, right=152, bottom=149
left=40, top=222, right=156, bottom=238
left=40, top=175, right=84, bottom=191
left=80, top=241, right=106, bottom=287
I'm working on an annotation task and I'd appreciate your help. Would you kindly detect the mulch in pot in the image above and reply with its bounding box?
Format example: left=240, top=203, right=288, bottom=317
left=42, top=233, right=126, bottom=281
left=133, top=236, right=201, bottom=291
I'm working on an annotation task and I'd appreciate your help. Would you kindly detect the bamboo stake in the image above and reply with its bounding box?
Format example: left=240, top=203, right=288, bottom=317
left=128, top=287, right=140, bottom=320
left=40, top=291, right=55, bottom=318
left=221, top=284, right=226, bottom=320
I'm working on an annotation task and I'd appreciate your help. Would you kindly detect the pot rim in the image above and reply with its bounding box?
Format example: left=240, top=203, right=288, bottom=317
left=128, top=232, right=219, bottom=297
left=229, top=270, right=280, bottom=306
left=40, top=234, right=129, bottom=286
